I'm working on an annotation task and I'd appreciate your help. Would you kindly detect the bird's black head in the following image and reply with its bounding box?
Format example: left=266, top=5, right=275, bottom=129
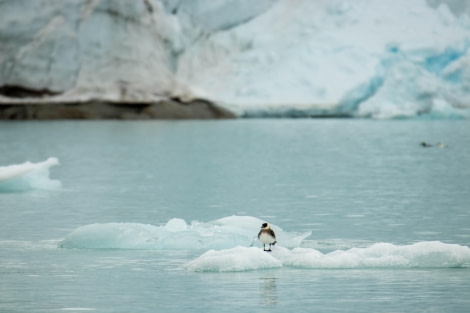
left=261, top=222, right=268, bottom=228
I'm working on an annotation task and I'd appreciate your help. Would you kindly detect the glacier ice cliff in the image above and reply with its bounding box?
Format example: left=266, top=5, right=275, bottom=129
left=1, top=0, right=470, bottom=118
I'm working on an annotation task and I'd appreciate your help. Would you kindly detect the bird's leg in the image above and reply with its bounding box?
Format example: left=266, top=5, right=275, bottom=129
left=263, top=244, right=266, bottom=251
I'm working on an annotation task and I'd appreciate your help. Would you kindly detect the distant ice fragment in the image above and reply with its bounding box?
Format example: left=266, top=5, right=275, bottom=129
left=0, top=157, right=61, bottom=192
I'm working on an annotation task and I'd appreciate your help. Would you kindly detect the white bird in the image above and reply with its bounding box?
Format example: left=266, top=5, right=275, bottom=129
left=258, top=222, right=276, bottom=252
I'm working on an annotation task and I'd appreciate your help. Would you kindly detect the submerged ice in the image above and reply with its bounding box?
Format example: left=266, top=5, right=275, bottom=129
left=58, top=216, right=311, bottom=250
left=0, top=157, right=61, bottom=192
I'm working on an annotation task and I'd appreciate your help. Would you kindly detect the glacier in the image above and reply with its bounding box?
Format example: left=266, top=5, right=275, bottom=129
left=1, top=0, right=470, bottom=118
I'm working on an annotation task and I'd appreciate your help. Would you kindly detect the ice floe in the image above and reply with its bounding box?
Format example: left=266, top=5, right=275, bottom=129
left=58, top=216, right=311, bottom=250
left=185, top=246, right=282, bottom=272
left=59, top=215, right=470, bottom=271
left=0, top=157, right=61, bottom=192
left=186, top=242, right=470, bottom=272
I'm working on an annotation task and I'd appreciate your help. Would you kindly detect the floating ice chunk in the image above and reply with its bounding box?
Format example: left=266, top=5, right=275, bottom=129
left=210, top=216, right=311, bottom=248
left=276, top=246, right=411, bottom=268
left=58, top=223, right=163, bottom=250
left=0, top=157, right=61, bottom=192
left=59, top=216, right=311, bottom=250
left=184, top=246, right=282, bottom=272
left=164, top=218, right=187, bottom=232
left=385, top=241, right=470, bottom=268
left=280, top=241, right=470, bottom=269
left=185, top=241, right=470, bottom=271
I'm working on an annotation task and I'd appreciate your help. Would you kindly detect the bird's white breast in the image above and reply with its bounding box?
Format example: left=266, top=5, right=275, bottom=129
left=259, top=231, right=276, bottom=244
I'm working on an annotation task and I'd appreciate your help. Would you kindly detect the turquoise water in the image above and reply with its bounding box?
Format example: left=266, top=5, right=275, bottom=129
left=1, top=120, right=470, bottom=312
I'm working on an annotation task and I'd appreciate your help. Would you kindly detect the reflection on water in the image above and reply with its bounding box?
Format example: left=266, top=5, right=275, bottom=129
left=260, top=276, right=277, bottom=306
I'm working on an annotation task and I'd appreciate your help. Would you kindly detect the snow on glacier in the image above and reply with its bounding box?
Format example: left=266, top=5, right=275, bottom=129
left=59, top=214, right=470, bottom=272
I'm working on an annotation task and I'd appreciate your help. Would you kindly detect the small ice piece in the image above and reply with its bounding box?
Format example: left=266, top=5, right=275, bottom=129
left=184, top=246, right=282, bottom=272
left=185, top=241, right=470, bottom=271
left=278, top=241, right=470, bottom=269
left=164, top=218, right=188, bottom=232
left=0, top=157, right=61, bottom=191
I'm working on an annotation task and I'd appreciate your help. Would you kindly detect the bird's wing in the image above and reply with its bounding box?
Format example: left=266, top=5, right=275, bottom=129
left=268, top=229, right=276, bottom=239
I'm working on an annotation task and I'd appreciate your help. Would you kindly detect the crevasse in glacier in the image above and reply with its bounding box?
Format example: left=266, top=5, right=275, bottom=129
left=1, top=0, right=470, bottom=118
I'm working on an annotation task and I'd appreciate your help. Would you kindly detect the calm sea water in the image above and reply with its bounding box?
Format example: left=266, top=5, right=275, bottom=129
left=1, top=120, right=469, bottom=312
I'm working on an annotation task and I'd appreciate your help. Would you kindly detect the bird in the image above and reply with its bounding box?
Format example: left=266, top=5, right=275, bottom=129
left=258, top=222, right=276, bottom=252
